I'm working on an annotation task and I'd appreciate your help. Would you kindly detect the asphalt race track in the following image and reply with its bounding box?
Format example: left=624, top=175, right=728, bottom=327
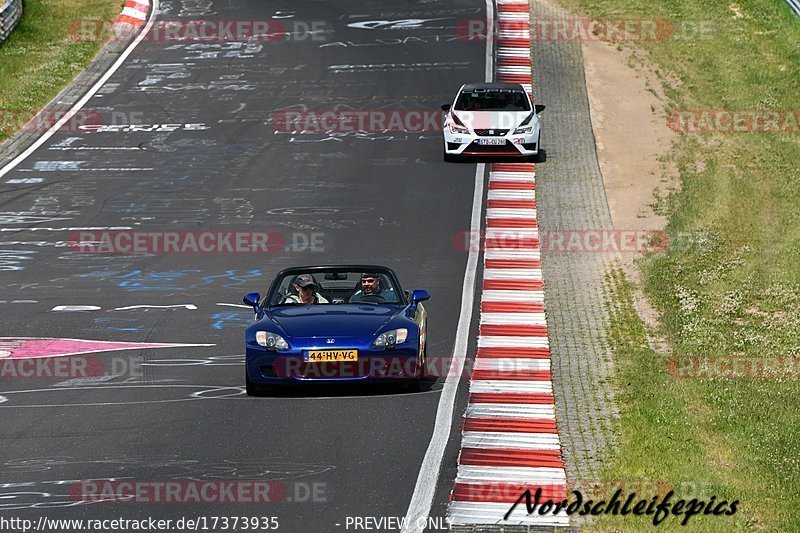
left=0, top=0, right=491, bottom=531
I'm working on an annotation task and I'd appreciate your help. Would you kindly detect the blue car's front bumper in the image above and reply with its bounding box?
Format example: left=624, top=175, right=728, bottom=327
left=245, top=341, right=421, bottom=384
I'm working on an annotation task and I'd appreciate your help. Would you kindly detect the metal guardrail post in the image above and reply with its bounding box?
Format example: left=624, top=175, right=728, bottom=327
left=0, top=0, right=23, bottom=43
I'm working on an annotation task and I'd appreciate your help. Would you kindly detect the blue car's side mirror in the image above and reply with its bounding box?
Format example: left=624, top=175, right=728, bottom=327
left=412, top=289, right=430, bottom=303
left=243, top=292, right=261, bottom=309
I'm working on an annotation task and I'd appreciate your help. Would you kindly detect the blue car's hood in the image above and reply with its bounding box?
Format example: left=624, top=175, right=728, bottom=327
left=266, top=304, right=403, bottom=338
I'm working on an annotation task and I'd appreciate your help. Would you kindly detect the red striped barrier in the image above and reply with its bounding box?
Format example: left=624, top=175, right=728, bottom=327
left=448, top=1, right=568, bottom=526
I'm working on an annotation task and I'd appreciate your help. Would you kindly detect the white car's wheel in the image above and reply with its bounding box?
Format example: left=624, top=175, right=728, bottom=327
left=530, top=132, right=542, bottom=162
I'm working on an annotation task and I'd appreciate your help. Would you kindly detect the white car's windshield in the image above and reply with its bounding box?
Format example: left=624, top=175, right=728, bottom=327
left=454, top=90, right=530, bottom=111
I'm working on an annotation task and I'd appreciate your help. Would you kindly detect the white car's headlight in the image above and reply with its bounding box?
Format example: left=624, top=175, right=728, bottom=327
left=372, top=328, right=408, bottom=348
left=449, top=123, right=469, bottom=135
left=514, top=111, right=537, bottom=134
left=256, top=331, right=289, bottom=350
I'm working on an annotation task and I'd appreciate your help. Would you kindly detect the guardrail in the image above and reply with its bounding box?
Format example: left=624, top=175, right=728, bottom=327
left=0, top=0, right=22, bottom=43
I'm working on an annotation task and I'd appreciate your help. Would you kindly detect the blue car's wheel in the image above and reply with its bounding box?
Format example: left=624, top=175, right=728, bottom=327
left=408, top=341, right=427, bottom=392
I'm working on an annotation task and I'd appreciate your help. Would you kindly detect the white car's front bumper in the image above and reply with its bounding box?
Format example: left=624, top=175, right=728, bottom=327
left=443, top=125, right=541, bottom=157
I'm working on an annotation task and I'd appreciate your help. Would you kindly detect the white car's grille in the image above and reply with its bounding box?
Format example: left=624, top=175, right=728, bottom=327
left=474, top=129, right=509, bottom=137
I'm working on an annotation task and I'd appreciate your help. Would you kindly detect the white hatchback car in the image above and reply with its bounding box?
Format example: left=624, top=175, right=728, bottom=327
left=442, top=82, right=544, bottom=162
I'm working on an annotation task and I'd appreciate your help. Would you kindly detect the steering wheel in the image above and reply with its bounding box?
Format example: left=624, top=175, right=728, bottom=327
left=359, top=294, right=387, bottom=303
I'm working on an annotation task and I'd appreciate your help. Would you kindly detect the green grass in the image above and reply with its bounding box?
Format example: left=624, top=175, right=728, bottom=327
left=593, top=268, right=750, bottom=531
left=0, top=0, right=122, bottom=142
left=551, top=0, right=800, bottom=530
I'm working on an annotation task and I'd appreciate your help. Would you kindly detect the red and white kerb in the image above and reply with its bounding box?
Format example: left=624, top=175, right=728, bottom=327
left=495, top=0, right=534, bottom=96
left=115, top=0, right=151, bottom=29
left=447, top=0, right=569, bottom=526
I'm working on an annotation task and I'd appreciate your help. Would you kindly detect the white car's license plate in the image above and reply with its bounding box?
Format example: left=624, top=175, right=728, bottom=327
left=478, top=138, right=505, bottom=146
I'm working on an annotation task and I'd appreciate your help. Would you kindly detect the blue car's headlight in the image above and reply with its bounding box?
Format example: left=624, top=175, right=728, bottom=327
left=372, top=328, right=408, bottom=348
left=256, top=331, right=289, bottom=351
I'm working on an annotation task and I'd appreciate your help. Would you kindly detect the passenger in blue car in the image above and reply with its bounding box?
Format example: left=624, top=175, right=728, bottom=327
left=284, top=274, right=330, bottom=304
left=348, top=272, right=399, bottom=303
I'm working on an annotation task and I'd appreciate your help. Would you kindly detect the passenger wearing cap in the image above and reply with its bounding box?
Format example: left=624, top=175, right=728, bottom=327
left=348, top=273, right=399, bottom=303
left=284, top=274, right=329, bottom=304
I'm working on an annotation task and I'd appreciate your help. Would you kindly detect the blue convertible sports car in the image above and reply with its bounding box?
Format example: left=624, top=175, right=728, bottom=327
left=242, top=265, right=430, bottom=395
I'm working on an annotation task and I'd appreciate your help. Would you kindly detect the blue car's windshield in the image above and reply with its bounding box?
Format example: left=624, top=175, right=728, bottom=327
left=268, top=270, right=403, bottom=306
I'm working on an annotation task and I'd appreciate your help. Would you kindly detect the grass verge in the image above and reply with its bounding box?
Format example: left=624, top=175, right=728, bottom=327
left=0, top=0, right=122, bottom=142
left=550, top=0, right=800, bottom=529
left=594, top=267, right=748, bottom=531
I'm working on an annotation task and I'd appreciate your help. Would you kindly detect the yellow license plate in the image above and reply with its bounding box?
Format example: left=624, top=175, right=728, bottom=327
left=305, top=349, right=358, bottom=362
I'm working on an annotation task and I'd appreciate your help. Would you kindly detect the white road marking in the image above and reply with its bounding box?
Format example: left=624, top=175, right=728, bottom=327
left=54, top=376, right=116, bottom=387
left=465, top=403, right=555, bottom=419
left=51, top=306, right=102, bottom=312
left=487, top=189, right=536, bottom=200
left=478, top=337, right=550, bottom=349
left=456, top=465, right=567, bottom=484
left=473, top=359, right=551, bottom=371
left=400, top=4, right=492, bottom=532
left=462, top=431, right=561, bottom=450
left=0, top=0, right=160, bottom=179
left=485, top=227, right=538, bottom=238
left=484, top=250, right=540, bottom=260
left=477, top=316, right=550, bottom=332
left=470, top=380, right=552, bottom=394
left=121, top=6, right=147, bottom=19
left=486, top=208, right=537, bottom=218
left=497, top=66, right=532, bottom=74
left=113, top=304, right=198, bottom=311
left=497, top=12, right=530, bottom=19
left=483, top=268, right=543, bottom=280
left=489, top=172, right=536, bottom=181
left=497, top=48, right=531, bottom=58
left=482, top=289, right=544, bottom=301
left=0, top=226, right=133, bottom=233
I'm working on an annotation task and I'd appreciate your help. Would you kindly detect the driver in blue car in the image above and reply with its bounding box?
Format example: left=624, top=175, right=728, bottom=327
left=284, top=274, right=329, bottom=304
left=349, top=272, right=399, bottom=303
